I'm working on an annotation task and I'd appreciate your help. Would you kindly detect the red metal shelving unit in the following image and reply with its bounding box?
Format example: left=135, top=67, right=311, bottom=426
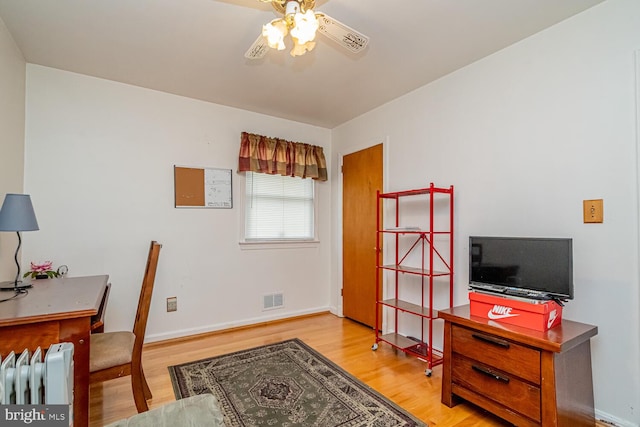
left=372, top=182, right=454, bottom=376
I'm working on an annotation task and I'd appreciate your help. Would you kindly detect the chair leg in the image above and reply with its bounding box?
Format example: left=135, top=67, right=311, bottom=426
left=131, top=368, right=149, bottom=413
left=141, top=367, right=152, bottom=400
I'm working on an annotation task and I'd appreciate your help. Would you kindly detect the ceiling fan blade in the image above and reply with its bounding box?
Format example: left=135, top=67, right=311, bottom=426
left=316, top=13, right=369, bottom=54
left=245, top=34, right=269, bottom=59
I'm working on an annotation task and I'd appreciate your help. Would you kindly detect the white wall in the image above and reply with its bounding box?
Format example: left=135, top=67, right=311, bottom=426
left=331, top=0, right=640, bottom=425
left=23, top=65, right=332, bottom=341
left=0, top=16, right=25, bottom=282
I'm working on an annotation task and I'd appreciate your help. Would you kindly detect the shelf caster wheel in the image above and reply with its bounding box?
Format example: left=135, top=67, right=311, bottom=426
left=371, top=343, right=379, bottom=351
left=425, top=369, right=432, bottom=377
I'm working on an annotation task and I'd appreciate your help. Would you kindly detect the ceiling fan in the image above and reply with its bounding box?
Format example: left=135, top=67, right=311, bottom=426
left=243, top=0, right=369, bottom=59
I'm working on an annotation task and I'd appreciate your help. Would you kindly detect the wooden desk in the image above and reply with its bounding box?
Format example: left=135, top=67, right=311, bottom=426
left=440, top=305, right=598, bottom=426
left=0, top=275, right=108, bottom=427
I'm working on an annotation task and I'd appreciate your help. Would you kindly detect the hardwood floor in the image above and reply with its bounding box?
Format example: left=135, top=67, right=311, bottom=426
left=88, top=312, right=534, bottom=426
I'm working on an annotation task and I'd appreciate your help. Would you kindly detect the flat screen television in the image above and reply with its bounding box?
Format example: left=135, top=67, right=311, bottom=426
left=469, top=236, right=573, bottom=302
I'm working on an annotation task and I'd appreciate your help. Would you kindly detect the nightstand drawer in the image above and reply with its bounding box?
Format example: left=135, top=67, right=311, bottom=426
left=452, top=354, right=541, bottom=422
left=451, top=325, right=540, bottom=384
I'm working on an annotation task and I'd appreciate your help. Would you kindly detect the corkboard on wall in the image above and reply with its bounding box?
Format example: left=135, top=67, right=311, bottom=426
left=174, top=167, right=205, bottom=207
left=174, top=166, right=232, bottom=208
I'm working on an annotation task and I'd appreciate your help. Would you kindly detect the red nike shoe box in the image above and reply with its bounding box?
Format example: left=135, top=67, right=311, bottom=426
left=468, top=291, right=563, bottom=331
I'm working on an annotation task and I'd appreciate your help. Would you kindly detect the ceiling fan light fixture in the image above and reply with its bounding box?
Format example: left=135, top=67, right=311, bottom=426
left=290, top=39, right=315, bottom=57
left=290, top=9, right=319, bottom=45
left=246, top=0, right=368, bottom=60
left=262, top=19, right=288, bottom=50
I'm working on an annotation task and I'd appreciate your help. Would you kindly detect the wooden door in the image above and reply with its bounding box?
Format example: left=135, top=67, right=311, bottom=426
left=342, top=144, right=383, bottom=328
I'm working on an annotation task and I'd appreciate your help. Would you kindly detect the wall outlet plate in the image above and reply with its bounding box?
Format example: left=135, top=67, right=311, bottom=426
left=583, top=199, right=603, bottom=223
left=167, top=296, right=177, bottom=312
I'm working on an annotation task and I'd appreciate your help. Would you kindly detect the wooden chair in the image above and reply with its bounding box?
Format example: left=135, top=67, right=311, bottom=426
left=90, top=282, right=111, bottom=334
left=89, top=240, right=162, bottom=413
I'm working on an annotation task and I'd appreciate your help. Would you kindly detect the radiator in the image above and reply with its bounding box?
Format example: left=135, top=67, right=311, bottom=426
left=0, top=343, right=74, bottom=407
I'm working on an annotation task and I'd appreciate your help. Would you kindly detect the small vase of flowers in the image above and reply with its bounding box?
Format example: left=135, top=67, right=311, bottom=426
left=24, top=261, right=60, bottom=280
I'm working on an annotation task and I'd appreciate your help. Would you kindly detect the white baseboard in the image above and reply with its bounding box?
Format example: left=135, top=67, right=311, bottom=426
left=595, top=409, right=638, bottom=427
left=329, top=305, right=342, bottom=317
left=145, top=306, right=332, bottom=343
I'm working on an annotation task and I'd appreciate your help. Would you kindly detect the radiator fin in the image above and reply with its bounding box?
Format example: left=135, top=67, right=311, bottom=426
left=0, top=343, right=74, bottom=407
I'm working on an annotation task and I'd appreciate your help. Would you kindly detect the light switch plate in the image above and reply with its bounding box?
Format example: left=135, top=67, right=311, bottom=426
left=583, top=199, right=603, bottom=223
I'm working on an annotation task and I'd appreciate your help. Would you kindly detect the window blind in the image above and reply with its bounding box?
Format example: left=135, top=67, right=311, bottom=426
left=245, top=172, right=315, bottom=240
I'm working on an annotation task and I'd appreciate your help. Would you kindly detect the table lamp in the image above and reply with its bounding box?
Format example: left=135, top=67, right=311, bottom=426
left=0, top=194, right=39, bottom=291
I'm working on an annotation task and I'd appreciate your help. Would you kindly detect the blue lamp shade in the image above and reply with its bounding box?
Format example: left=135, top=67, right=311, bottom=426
left=0, top=194, right=40, bottom=232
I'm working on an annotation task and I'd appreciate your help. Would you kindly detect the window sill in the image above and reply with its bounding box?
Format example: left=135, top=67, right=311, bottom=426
left=239, top=240, right=320, bottom=250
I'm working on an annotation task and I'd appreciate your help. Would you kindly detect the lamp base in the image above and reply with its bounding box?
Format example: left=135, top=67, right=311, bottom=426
left=0, top=280, right=32, bottom=291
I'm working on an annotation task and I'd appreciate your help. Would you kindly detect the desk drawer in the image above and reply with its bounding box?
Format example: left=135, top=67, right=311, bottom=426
left=452, top=354, right=541, bottom=422
left=451, top=325, right=540, bottom=384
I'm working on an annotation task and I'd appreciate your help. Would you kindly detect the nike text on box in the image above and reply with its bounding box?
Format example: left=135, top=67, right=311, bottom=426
left=468, top=292, right=563, bottom=331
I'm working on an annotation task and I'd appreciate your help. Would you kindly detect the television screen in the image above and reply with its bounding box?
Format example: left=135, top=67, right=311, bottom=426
left=469, top=236, right=573, bottom=301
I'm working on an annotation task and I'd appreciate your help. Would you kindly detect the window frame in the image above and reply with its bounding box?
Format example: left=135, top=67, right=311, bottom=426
left=238, top=172, right=320, bottom=250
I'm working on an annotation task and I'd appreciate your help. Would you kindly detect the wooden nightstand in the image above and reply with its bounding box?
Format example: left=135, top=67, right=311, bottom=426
left=440, top=305, right=598, bottom=426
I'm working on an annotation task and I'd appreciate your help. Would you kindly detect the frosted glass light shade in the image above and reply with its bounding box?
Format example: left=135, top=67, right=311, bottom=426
left=263, top=19, right=288, bottom=50
left=290, top=10, right=319, bottom=45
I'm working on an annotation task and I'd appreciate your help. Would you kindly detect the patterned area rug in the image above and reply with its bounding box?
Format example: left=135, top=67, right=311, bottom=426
left=168, top=338, right=427, bottom=426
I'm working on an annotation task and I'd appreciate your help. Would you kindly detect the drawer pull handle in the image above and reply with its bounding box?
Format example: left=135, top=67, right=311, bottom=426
left=471, top=333, right=510, bottom=348
left=472, top=365, right=510, bottom=383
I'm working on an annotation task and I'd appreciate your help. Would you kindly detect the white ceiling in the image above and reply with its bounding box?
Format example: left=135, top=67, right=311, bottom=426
left=0, top=0, right=604, bottom=128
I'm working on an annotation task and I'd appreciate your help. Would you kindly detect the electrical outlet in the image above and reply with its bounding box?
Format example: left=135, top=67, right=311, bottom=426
left=583, top=199, right=603, bottom=223
left=167, top=297, right=177, bottom=312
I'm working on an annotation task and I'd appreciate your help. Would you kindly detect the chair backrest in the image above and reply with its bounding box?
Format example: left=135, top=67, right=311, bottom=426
left=131, top=241, right=162, bottom=358
left=91, top=282, right=111, bottom=333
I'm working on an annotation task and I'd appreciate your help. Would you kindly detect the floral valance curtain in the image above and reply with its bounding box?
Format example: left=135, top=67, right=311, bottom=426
left=238, top=132, right=327, bottom=181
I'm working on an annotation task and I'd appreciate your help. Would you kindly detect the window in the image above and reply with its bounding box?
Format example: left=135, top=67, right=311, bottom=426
left=244, top=172, right=315, bottom=242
